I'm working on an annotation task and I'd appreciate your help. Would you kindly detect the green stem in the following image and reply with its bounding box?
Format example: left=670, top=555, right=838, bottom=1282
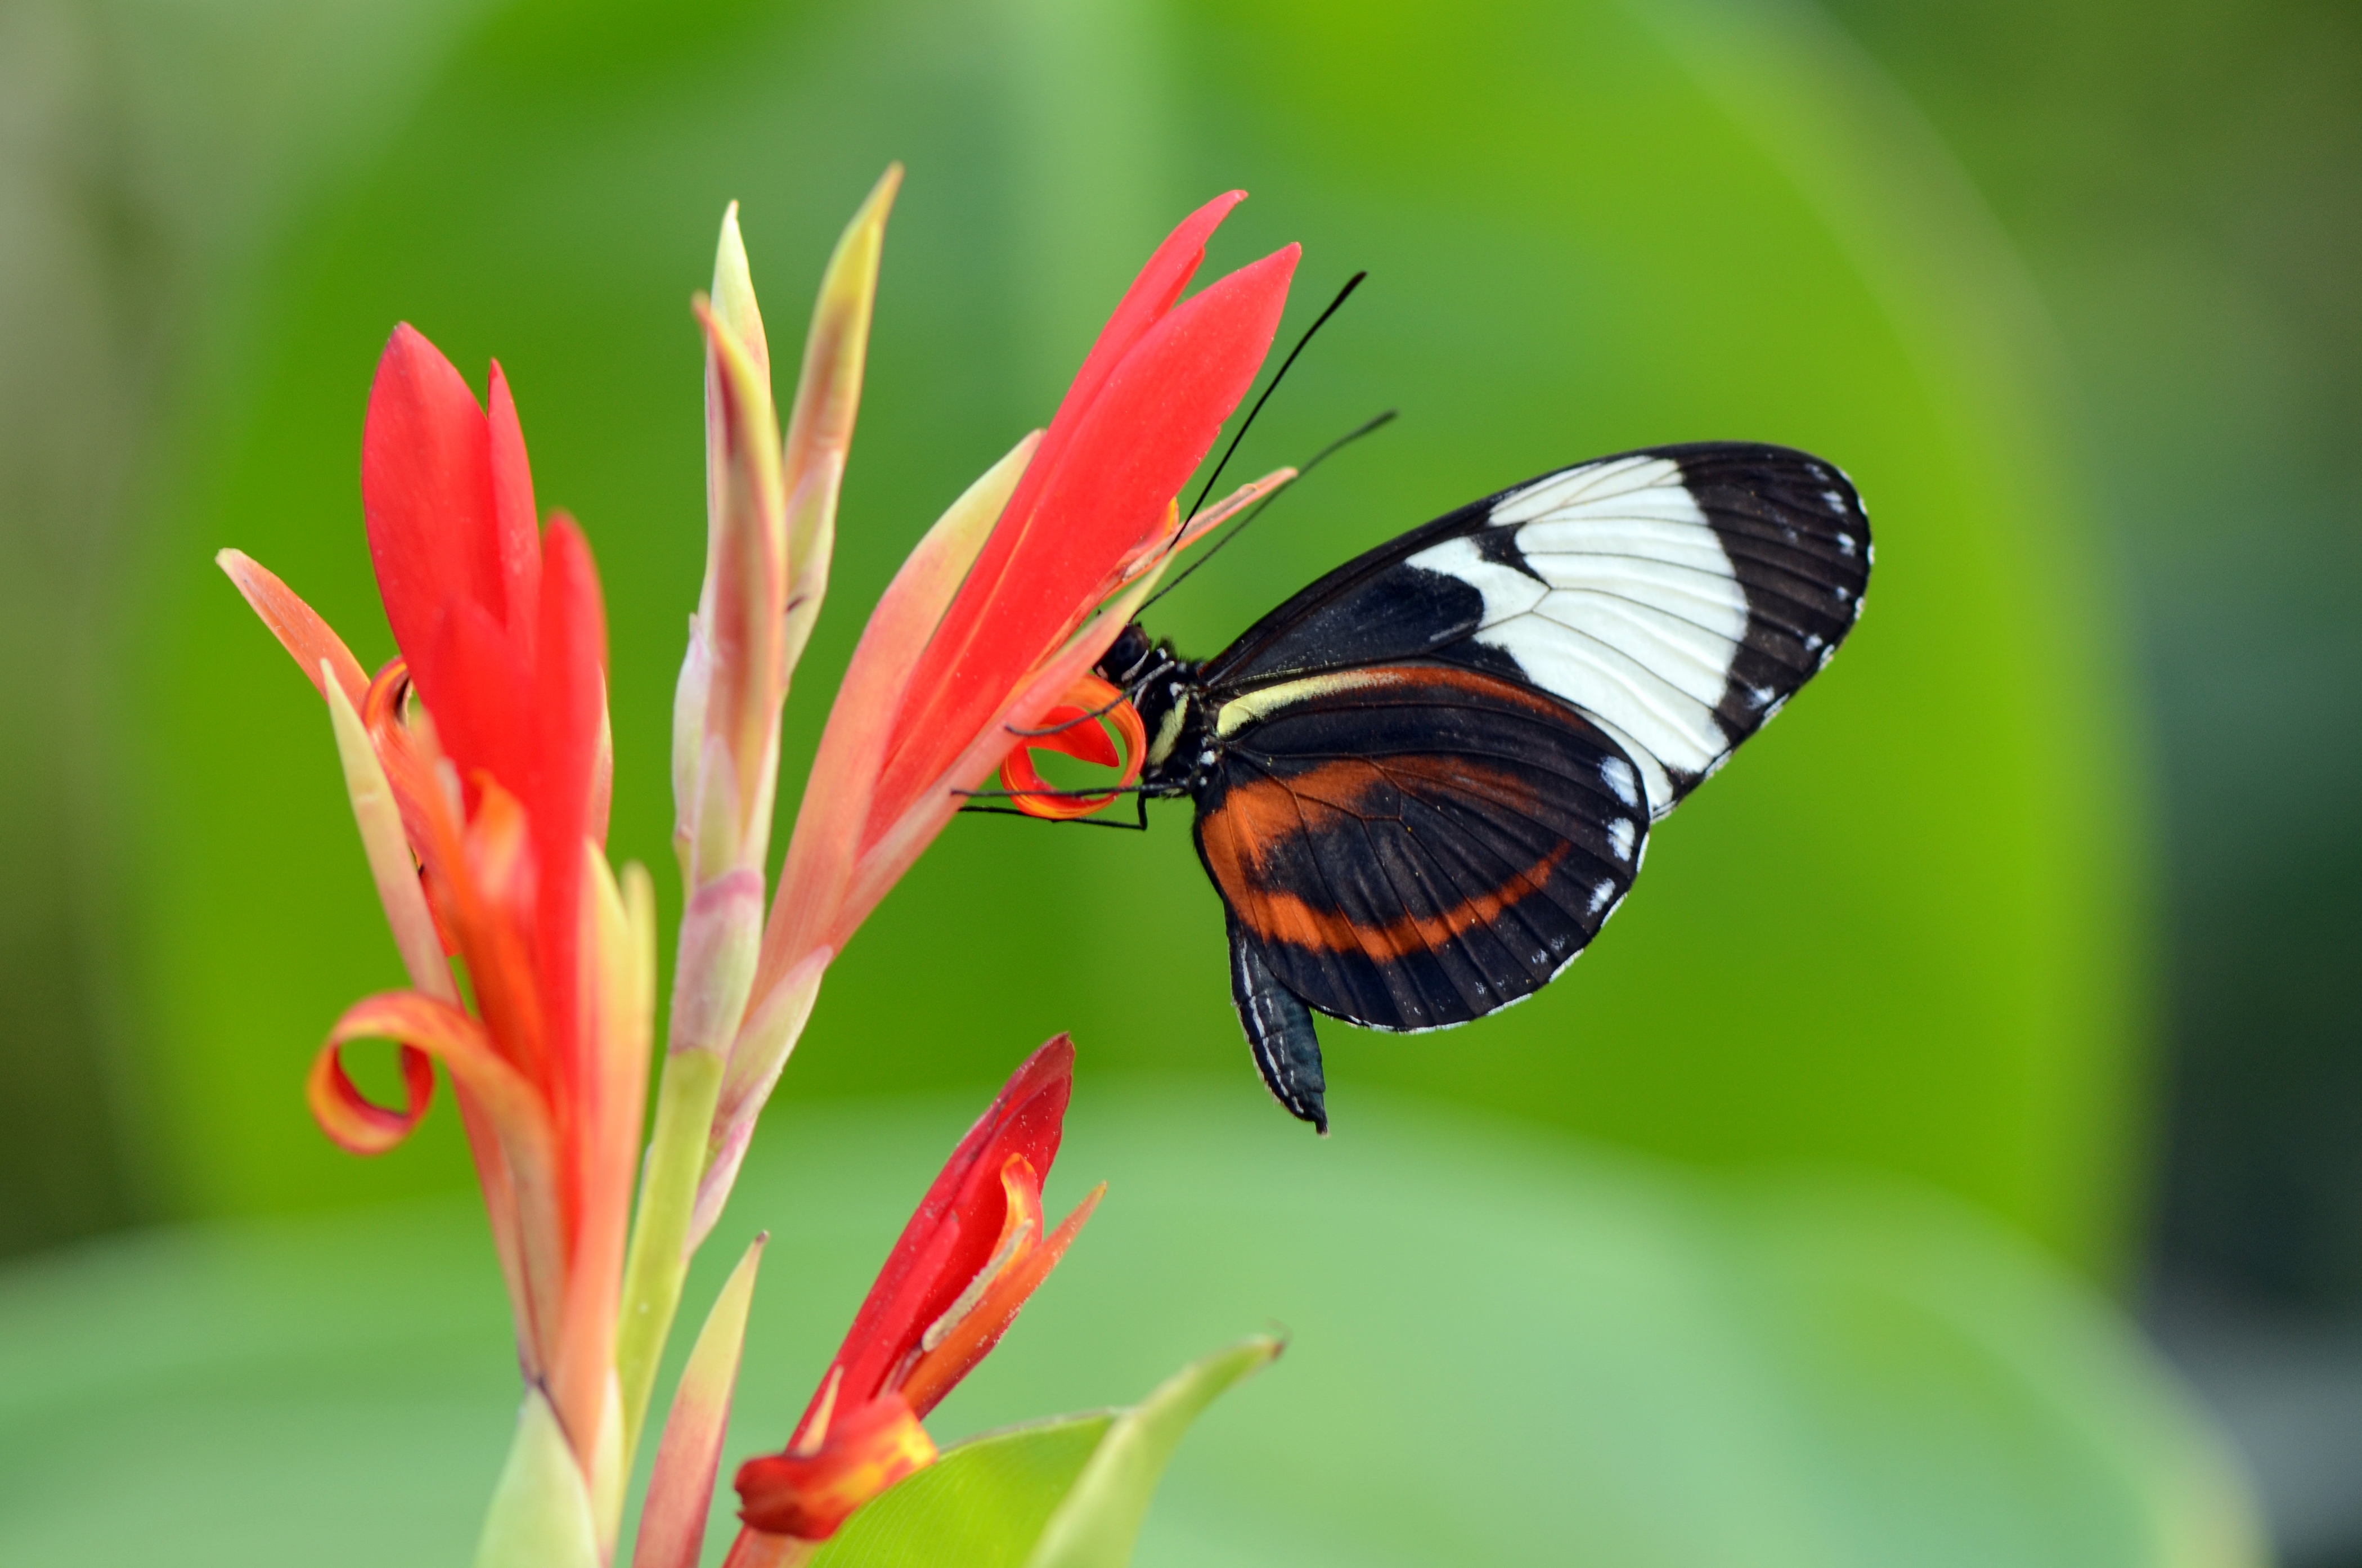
left=616, top=1045, right=726, bottom=1465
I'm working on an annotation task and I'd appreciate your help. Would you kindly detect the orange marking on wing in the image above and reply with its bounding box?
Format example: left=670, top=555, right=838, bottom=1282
left=1200, top=757, right=1576, bottom=963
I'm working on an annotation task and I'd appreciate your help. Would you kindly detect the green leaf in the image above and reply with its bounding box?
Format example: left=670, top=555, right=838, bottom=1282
left=1026, top=1338, right=1283, bottom=1568
left=810, top=1340, right=1278, bottom=1568
left=807, top=1414, right=1110, bottom=1568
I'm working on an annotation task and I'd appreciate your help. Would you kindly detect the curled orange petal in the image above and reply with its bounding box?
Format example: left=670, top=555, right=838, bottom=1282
left=306, top=991, right=549, bottom=1156
left=308, top=1037, right=437, bottom=1155
left=994, top=671, right=1147, bottom=820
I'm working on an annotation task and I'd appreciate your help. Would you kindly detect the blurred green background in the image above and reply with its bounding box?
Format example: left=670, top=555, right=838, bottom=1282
left=0, top=0, right=2352, bottom=1562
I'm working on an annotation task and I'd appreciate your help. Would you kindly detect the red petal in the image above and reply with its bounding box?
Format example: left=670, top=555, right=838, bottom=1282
left=362, top=326, right=509, bottom=663
left=1019, top=704, right=1121, bottom=769
left=1001, top=191, right=1246, bottom=547
left=895, top=1181, right=1101, bottom=1418
left=873, top=239, right=1296, bottom=834
left=807, top=1038, right=1074, bottom=1421
left=531, top=515, right=609, bottom=1109
left=486, top=361, right=542, bottom=660
left=869, top=196, right=1246, bottom=807
left=419, top=599, right=533, bottom=801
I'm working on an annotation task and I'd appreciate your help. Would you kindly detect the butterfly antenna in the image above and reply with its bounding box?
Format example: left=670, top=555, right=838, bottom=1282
left=1142, top=407, right=1398, bottom=612
left=1182, top=270, right=1368, bottom=529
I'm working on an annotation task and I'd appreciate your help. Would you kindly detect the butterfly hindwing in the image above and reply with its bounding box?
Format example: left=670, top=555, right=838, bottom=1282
left=1194, top=663, right=1649, bottom=1037
left=1203, top=442, right=1870, bottom=818
left=1227, top=909, right=1330, bottom=1133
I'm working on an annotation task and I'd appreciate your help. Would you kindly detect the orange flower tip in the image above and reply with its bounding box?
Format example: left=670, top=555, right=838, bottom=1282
left=994, top=671, right=1147, bottom=821
left=735, top=1392, right=936, bottom=1541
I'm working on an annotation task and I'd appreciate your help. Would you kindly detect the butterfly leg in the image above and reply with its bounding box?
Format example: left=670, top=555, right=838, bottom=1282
left=1227, top=911, right=1328, bottom=1135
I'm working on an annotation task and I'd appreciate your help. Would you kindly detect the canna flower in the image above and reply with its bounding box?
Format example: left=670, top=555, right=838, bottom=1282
left=218, top=327, right=652, bottom=1542
left=692, top=192, right=1303, bottom=1234
left=726, top=1038, right=1101, bottom=1562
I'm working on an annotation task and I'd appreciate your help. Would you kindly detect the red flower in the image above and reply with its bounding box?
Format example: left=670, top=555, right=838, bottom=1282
left=729, top=1038, right=1101, bottom=1551
left=697, top=195, right=1299, bottom=1230
left=219, top=326, right=644, bottom=1493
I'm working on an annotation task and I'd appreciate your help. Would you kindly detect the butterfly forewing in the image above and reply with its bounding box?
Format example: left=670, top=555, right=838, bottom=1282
left=1204, top=442, right=1869, bottom=819
left=1193, top=664, right=1650, bottom=1036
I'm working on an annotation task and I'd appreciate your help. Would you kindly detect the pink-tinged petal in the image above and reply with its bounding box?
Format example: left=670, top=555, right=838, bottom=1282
left=695, top=293, right=788, bottom=852
left=815, top=1037, right=1072, bottom=1416
left=633, top=1234, right=767, bottom=1568
left=872, top=241, right=1299, bottom=833
left=836, top=560, right=1157, bottom=940
left=215, top=549, right=370, bottom=710
left=362, top=325, right=506, bottom=660
left=897, top=1181, right=1103, bottom=1419
left=734, top=1393, right=937, bottom=1541
left=776, top=165, right=900, bottom=687
left=551, top=852, right=655, bottom=1513
left=321, top=667, right=457, bottom=1001
left=486, top=361, right=543, bottom=660
left=691, top=949, right=830, bottom=1251
left=753, top=432, right=1036, bottom=999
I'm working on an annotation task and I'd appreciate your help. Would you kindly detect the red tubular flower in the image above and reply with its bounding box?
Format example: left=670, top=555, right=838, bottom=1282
left=218, top=326, right=647, bottom=1499
left=694, top=196, right=1300, bottom=1235
left=728, top=1038, right=1102, bottom=1553
left=865, top=190, right=1293, bottom=824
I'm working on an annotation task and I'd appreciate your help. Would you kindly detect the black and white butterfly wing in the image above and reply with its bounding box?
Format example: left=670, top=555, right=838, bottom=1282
left=1193, top=663, right=1650, bottom=1079
left=1203, top=442, right=1870, bottom=817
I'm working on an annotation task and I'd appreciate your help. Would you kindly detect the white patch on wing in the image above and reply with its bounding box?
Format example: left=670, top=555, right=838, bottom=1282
left=1460, top=456, right=1746, bottom=816
left=1401, top=533, right=1545, bottom=623
left=1607, top=817, right=1636, bottom=862
left=1492, top=453, right=1679, bottom=523
left=1587, top=879, right=1616, bottom=916
left=1600, top=756, right=1639, bottom=808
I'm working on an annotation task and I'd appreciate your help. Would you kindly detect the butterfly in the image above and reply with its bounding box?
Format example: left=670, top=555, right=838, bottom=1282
left=1077, top=441, right=1871, bottom=1133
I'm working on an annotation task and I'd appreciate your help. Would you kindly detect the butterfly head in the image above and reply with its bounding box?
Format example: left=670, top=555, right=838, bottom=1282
left=1092, top=623, right=1211, bottom=789
left=1093, top=622, right=1162, bottom=688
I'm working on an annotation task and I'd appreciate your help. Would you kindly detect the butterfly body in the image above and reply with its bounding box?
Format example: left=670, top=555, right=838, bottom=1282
left=1093, top=442, right=1871, bottom=1132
